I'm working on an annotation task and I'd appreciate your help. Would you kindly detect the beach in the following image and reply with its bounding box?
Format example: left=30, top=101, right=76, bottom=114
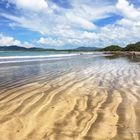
left=0, top=53, right=140, bottom=140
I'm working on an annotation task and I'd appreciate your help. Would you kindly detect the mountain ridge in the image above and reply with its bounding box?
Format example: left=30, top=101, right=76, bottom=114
left=0, top=45, right=56, bottom=51
left=0, top=42, right=140, bottom=51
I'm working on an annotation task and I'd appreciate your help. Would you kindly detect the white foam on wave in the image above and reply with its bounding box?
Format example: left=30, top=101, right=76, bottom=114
left=0, top=57, right=69, bottom=64
left=0, top=53, right=81, bottom=60
left=0, top=53, right=110, bottom=64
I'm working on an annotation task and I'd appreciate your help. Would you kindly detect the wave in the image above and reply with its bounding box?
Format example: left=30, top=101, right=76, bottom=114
left=0, top=53, right=110, bottom=64
left=0, top=53, right=81, bottom=59
left=0, top=58, right=70, bottom=64
left=0, top=53, right=81, bottom=64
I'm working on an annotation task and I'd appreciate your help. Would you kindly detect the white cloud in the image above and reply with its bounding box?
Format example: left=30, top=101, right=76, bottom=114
left=65, top=13, right=96, bottom=30
left=22, top=42, right=35, bottom=48
left=3, top=0, right=116, bottom=32
left=0, top=33, right=35, bottom=48
left=113, top=0, right=140, bottom=46
left=116, top=0, right=140, bottom=19
left=38, top=37, right=64, bottom=47
left=9, top=0, right=49, bottom=12
left=1, top=0, right=140, bottom=48
left=0, top=34, right=21, bottom=46
left=116, top=0, right=140, bottom=29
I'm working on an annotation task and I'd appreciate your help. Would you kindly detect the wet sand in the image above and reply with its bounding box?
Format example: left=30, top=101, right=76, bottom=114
left=0, top=55, right=140, bottom=140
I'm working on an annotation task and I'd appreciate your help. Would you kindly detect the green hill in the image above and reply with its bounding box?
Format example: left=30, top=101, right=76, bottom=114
left=101, top=42, right=140, bottom=52
left=0, top=42, right=140, bottom=52
left=101, top=45, right=122, bottom=51
left=124, top=42, right=140, bottom=51
left=0, top=45, right=56, bottom=51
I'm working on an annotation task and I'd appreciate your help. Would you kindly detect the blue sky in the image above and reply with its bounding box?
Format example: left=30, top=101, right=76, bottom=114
left=0, top=0, right=140, bottom=49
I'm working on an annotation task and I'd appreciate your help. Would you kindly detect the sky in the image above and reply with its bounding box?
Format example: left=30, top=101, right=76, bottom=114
left=0, top=0, right=140, bottom=49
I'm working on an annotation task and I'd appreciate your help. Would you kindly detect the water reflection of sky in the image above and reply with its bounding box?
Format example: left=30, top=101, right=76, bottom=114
left=0, top=55, right=140, bottom=89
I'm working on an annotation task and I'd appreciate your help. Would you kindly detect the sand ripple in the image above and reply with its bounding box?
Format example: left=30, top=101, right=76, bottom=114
left=0, top=58, right=140, bottom=140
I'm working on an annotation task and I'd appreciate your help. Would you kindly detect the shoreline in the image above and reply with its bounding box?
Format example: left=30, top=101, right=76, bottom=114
left=104, top=51, right=140, bottom=56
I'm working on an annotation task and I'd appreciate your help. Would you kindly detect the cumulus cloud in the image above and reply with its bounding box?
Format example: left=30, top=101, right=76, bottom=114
left=8, top=0, right=49, bottom=12
left=38, top=37, right=64, bottom=47
left=0, top=33, right=35, bottom=48
left=3, top=0, right=115, bottom=32
left=1, top=0, right=140, bottom=48
left=115, top=0, right=140, bottom=42
left=116, top=0, right=140, bottom=19
left=0, top=34, right=21, bottom=46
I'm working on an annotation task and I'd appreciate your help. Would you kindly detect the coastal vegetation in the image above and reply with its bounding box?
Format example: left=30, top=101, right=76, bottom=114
left=101, top=42, right=140, bottom=52
left=0, top=42, right=140, bottom=52
left=100, top=45, right=122, bottom=51
left=123, top=42, right=140, bottom=51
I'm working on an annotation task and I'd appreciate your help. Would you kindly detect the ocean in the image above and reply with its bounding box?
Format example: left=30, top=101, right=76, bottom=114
left=0, top=51, right=105, bottom=64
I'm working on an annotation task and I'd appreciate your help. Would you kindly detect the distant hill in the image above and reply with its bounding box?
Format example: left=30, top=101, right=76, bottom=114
left=101, top=42, right=140, bottom=52
left=0, top=45, right=56, bottom=51
left=101, top=45, right=122, bottom=51
left=0, top=45, right=99, bottom=51
left=124, top=42, right=140, bottom=51
left=0, top=42, right=140, bottom=52
left=75, top=47, right=99, bottom=51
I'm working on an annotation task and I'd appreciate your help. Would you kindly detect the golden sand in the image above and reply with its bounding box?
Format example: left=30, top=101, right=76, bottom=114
left=0, top=63, right=140, bottom=140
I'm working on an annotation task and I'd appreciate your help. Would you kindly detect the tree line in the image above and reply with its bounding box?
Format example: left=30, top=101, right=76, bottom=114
left=101, top=42, right=140, bottom=51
